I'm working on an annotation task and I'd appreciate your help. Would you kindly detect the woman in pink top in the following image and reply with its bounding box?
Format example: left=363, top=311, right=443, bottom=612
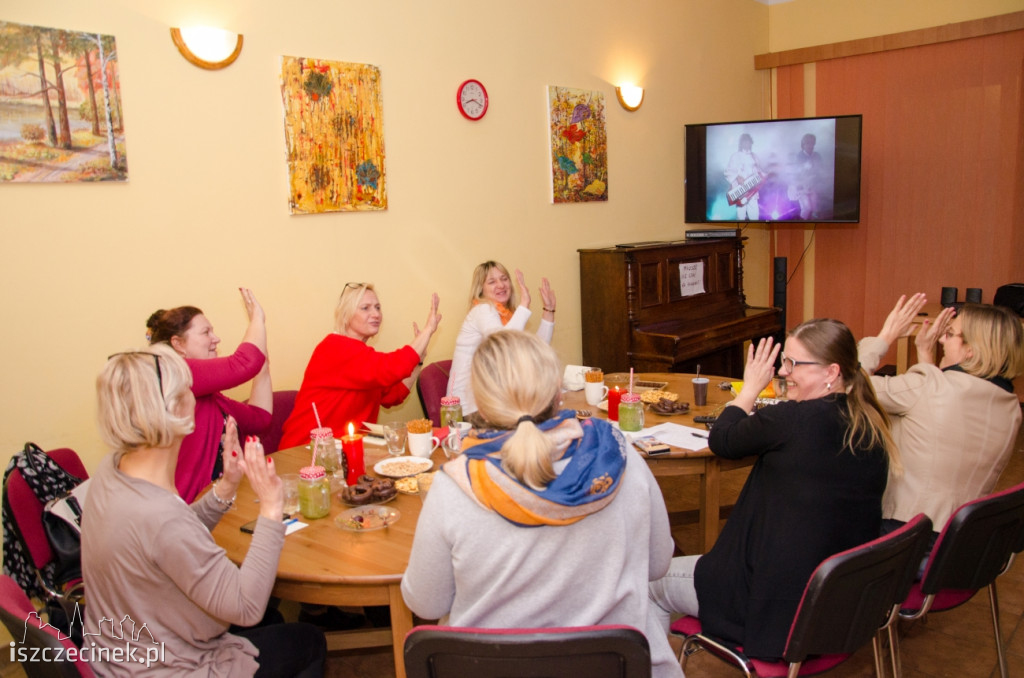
left=146, top=288, right=272, bottom=502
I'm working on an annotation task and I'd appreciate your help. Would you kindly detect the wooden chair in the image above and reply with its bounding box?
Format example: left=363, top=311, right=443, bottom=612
left=897, top=481, right=1024, bottom=678
left=404, top=624, right=651, bottom=678
left=672, top=513, right=933, bottom=678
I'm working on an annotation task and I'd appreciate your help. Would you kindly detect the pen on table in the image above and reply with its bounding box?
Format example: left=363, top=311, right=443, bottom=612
left=283, top=516, right=298, bottom=526
left=691, top=432, right=708, bottom=439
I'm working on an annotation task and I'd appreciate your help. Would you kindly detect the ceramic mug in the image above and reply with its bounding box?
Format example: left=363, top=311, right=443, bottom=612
left=584, top=381, right=610, bottom=406
left=408, top=432, right=440, bottom=458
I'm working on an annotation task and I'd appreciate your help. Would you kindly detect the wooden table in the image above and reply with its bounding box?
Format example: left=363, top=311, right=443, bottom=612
left=212, top=374, right=749, bottom=676
left=211, top=443, right=440, bottom=678
left=561, top=372, right=753, bottom=554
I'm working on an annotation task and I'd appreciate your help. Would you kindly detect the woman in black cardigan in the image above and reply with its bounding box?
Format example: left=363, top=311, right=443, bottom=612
left=648, top=319, right=900, bottom=660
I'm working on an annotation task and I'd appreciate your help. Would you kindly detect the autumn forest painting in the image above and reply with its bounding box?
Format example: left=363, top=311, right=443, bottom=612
left=280, top=56, right=387, bottom=214
left=0, top=20, right=127, bottom=183
left=548, top=85, right=607, bottom=203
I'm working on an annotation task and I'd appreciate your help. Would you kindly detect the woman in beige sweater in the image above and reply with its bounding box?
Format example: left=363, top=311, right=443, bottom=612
left=82, top=344, right=325, bottom=677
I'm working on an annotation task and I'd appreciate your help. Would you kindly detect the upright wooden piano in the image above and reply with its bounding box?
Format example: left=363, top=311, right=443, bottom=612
left=578, top=239, right=783, bottom=377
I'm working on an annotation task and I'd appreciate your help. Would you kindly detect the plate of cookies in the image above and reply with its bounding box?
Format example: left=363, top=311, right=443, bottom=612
left=337, top=505, right=401, bottom=532
left=337, top=475, right=398, bottom=506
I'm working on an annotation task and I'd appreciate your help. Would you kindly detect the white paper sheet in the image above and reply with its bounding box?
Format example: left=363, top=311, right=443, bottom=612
left=614, top=421, right=711, bottom=451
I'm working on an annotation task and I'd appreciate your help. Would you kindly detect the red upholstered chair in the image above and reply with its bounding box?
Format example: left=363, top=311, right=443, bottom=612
left=404, top=624, right=651, bottom=678
left=897, top=481, right=1024, bottom=678
left=0, top=574, right=94, bottom=677
left=416, top=360, right=453, bottom=427
left=258, top=389, right=298, bottom=453
left=3, top=448, right=88, bottom=602
left=672, top=513, right=933, bottom=678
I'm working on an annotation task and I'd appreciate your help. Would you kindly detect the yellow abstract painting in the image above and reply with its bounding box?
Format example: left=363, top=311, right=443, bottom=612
left=548, top=85, right=607, bottom=203
left=280, top=56, right=387, bottom=214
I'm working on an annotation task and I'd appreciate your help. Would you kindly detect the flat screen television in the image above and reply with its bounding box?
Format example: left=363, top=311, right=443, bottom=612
left=685, top=114, right=862, bottom=223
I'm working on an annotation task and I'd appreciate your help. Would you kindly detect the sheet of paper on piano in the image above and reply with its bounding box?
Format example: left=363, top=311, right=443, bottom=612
left=678, top=262, right=706, bottom=297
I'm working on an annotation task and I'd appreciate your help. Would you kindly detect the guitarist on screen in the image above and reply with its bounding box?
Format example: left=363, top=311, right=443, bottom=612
left=724, top=133, right=765, bottom=220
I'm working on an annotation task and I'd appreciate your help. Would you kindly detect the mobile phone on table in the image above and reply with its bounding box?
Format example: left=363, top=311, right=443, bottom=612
left=240, top=515, right=292, bottom=534
left=633, top=436, right=671, bottom=456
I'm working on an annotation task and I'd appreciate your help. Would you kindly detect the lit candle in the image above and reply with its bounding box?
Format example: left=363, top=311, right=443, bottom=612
left=341, top=422, right=365, bottom=485
left=607, top=386, right=623, bottom=422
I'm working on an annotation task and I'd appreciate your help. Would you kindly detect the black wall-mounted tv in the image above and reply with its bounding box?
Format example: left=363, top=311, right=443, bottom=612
left=685, top=114, right=862, bottom=223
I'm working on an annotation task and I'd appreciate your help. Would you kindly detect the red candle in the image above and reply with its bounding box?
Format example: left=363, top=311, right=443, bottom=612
left=607, top=387, right=623, bottom=422
left=341, top=423, right=365, bottom=485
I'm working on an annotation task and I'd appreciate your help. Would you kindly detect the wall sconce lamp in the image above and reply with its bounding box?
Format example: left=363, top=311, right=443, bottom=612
left=170, top=27, right=244, bottom=70
left=615, top=84, right=645, bottom=112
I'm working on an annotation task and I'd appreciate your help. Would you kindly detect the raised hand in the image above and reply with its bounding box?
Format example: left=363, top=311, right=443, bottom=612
left=915, top=305, right=955, bottom=366
left=220, top=416, right=244, bottom=487
left=732, top=337, right=780, bottom=413
left=539, top=278, right=556, bottom=313
left=878, top=293, right=927, bottom=345
left=240, top=436, right=284, bottom=521
left=239, top=287, right=265, bottom=325
left=515, top=269, right=532, bottom=309
left=411, top=293, right=442, bottom=358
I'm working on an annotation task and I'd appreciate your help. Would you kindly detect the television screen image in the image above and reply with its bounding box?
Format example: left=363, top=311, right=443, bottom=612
left=685, top=115, right=862, bottom=224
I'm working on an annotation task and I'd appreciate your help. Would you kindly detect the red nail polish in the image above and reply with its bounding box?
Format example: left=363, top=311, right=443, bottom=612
left=232, top=451, right=238, bottom=457
left=267, top=457, right=272, bottom=464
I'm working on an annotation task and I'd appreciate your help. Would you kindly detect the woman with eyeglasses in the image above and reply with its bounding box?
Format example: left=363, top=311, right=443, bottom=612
left=447, top=261, right=556, bottom=417
left=279, top=283, right=441, bottom=450
left=649, top=320, right=900, bottom=661
left=83, top=346, right=326, bottom=677
left=860, top=294, right=1024, bottom=535
left=146, top=287, right=271, bottom=503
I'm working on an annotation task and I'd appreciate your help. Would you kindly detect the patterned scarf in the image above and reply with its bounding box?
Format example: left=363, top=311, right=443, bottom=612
left=473, top=298, right=514, bottom=325
left=443, top=410, right=627, bottom=527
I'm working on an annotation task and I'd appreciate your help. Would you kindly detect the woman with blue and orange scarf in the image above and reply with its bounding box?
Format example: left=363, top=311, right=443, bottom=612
left=402, top=330, right=683, bottom=678
left=446, top=261, right=556, bottom=417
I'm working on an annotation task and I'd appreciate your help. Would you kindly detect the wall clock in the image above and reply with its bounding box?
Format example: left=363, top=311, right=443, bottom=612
left=456, top=79, right=489, bottom=120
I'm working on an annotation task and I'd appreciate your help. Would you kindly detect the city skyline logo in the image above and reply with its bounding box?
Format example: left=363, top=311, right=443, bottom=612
left=10, top=602, right=166, bottom=668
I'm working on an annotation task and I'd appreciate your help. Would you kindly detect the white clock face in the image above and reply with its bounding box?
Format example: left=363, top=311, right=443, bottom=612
left=459, top=81, right=487, bottom=119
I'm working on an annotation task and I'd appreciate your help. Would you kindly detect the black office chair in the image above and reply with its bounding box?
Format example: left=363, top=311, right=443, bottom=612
left=404, top=624, right=651, bottom=678
left=672, top=513, right=933, bottom=678
left=897, top=481, right=1024, bottom=678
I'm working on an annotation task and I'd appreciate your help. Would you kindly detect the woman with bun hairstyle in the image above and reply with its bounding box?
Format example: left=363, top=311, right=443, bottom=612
left=402, top=330, right=682, bottom=678
left=860, top=294, right=1024, bottom=533
left=447, top=261, right=556, bottom=416
left=146, top=288, right=271, bottom=502
left=649, top=321, right=899, bottom=661
left=83, top=346, right=325, bottom=677
left=279, top=283, right=440, bottom=450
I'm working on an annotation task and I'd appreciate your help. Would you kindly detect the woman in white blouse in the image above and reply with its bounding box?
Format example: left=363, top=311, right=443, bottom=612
left=447, top=261, right=557, bottom=416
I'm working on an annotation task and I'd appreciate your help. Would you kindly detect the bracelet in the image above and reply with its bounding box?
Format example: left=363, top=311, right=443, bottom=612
left=543, top=307, right=556, bottom=313
left=211, top=481, right=236, bottom=509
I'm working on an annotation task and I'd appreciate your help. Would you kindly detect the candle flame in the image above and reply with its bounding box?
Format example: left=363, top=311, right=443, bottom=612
left=348, top=422, right=355, bottom=436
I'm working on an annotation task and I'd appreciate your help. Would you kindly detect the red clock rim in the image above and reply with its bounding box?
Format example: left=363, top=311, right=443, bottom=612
left=457, top=79, right=489, bottom=120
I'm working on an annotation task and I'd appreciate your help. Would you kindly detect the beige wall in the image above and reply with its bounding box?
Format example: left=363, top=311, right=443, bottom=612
left=767, top=0, right=1024, bottom=51
left=3, top=0, right=1016, bottom=472
left=1, top=0, right=772, bottom=470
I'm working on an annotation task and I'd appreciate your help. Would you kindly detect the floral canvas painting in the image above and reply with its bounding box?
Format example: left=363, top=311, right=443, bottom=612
left=0, top=20, right=127, bottom=183
left=548, top=85, right=607, bottom=203
left=280, top=56, right=387, bottom=214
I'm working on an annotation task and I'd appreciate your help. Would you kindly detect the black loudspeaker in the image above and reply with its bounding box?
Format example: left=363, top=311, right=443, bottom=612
left=941, top=287, right=958, bottom=307
left=965, top=288, right=982, bottom=304
left=773, top=257, right=788, bottom=359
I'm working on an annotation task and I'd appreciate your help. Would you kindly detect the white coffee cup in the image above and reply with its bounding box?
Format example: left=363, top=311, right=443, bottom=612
left=408, top=431, right=440, bottom=458
left=584, top=381, right=610, bottom=406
